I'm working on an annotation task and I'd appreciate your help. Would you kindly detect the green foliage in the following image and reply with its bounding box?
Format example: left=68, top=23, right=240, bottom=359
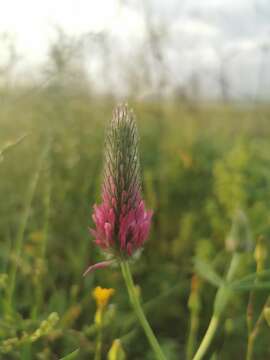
left=60, top=348, right=80, bottom=360
left=1, top=84, right=270, bottom=359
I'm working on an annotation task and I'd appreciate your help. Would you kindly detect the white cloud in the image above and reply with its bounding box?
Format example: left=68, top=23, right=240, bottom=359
left=172, top=18, right=220, bottom=38
left=0, top=0, right=120, bottom=62
left=109, top=6, right=145, bottom=43
left=225, top=39, right=259, bottom=53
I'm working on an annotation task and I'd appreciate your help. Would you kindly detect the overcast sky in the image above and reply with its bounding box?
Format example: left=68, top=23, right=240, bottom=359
left=0, top=0, right=269, bottom=99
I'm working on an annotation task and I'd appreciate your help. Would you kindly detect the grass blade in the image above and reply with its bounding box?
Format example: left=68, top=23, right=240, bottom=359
left=194, top=259, right=224, bottom=288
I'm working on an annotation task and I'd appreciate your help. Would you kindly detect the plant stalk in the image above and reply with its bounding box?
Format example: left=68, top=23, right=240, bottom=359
left=192, top=316, right=219, bottom=360
left=192, top=253, right=242, bottom=360
left=186, top=305, right=200, bottom=360
left=34, top=141, right=51, bottom=318
left=186, top=275, right=201, bottom=360
left=246, top=296, right=270, bottom=360
left=94, top=314, right=103, bottom=360
left=120, top=260, right=167, bottom=360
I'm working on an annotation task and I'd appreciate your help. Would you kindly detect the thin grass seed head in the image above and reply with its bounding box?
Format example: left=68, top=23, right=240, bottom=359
left=84, top=105, right=152, bottom=275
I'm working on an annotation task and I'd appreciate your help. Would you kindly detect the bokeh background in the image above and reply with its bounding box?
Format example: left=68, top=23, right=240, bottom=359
left=1, top=0, right=270, bottom=359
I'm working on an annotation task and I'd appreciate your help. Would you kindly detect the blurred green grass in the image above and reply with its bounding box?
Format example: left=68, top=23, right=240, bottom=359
left=1, top=86, right=270, bottom=359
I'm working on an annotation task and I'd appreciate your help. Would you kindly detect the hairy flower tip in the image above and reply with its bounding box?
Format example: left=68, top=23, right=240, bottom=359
left=91, top=104, right=153, bottom=258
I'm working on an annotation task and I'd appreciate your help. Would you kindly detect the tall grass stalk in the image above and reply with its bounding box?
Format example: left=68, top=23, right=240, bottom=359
left=0, top=133, right=28, bottom=160
left=33, top=141, right=52, bottom=317
left=7, top=145, right=47, bottom=311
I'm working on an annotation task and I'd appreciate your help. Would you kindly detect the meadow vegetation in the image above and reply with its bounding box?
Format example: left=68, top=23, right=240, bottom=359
left=1, top=56, right=270, bottom=359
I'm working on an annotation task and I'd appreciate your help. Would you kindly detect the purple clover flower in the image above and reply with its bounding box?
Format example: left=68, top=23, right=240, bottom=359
left=84, top=105, right=152, bottom=275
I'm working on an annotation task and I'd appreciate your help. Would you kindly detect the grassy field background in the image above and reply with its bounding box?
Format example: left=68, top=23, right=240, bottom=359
left=1, top=81, right=270, bottom=359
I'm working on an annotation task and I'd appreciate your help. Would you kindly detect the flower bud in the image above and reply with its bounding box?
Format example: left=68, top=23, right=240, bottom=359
left=263, top=306, right=270, bottom=327
left=107, top=339, right=126, bottom=360
left=225, top=209, right=252, bottom=253
left=254, top=236, right=267, bottom=274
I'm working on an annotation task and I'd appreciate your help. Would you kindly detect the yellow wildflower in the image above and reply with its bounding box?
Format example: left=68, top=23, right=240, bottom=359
left=92, top=286, right=115, bottom=309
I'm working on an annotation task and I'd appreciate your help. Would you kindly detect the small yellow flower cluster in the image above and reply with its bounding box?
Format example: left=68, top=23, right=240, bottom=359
left=92, top=286, right=115, bottom=309
left=92, top=286, right=115, bottom=326
left=30, top=312, right=59, bottom=342
left=0, top=335, right=26, bottom=354
left=0, top=313, right=59, bottom=354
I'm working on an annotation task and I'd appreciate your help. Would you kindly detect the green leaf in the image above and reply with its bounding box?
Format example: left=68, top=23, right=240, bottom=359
left=230, top=269, right=270, bottom=291
left=231, top=282, right=270, bottom=292
left=59, top=349, right=80, bottom=360
left=194, top=259, right=224, bottom=287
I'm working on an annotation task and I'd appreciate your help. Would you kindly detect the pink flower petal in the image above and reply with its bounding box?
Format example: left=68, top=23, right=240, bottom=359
left=83, top=260, right=115, bottom=276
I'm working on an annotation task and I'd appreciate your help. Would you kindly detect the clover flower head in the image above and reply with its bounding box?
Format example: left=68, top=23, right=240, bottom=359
left=84, top=104, right=153, bottom=275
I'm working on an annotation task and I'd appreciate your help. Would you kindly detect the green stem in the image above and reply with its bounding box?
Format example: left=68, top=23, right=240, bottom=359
left=94, top=320, right=103, bottom=360
left=192, top=253, right=242, bottom=360
left=226, top=253, right=241, bottom=282
left=246, top=333, right=256, bottom=360
left=186, top=307, right=200, bottom=360
left=186, top=275, right=201, bottom=360
left=246, top=290, right=255, bottom=337
left=120, top=260, right=167, bottom=360
left=192, top=316, right=219, bottom=360
left=246, top=296, right=270, bottom=360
